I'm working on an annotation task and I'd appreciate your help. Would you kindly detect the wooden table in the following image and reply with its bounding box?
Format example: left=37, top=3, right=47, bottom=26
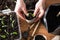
left=19, top=19, right=55, bottom=40
left=18, top=0, right=60, bottom=40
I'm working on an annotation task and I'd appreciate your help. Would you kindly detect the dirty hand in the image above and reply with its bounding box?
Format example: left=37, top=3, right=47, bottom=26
left=14, top=0, right=27, bottom=20
left=34, top=0, right=45, bottom=22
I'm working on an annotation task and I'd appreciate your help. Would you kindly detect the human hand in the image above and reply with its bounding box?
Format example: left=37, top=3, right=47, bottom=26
left=14, top=0, right=28, bottom=20
left=34, top=0, right=45, bottom=22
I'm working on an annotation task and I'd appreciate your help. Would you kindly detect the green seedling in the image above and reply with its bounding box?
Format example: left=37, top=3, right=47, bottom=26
left=29, top=13, right=35, bottom=17
left=26, top=13, right=35, bottom=20
left=1, top=16, right=6, bottom=26
left=11, top=32, right=18, bottom=35
left=2, top=16, right=6, bottom=19
left=4, top=30, right=9, bottom=35
left=12, top=24, right=14, bottom=28
left=27, top=13, right=34, bottom=17
left=1, top=20, right=4, bottom=26
left=10, top=15, right=12, bottom=21
left=1, top=16, right=8, bottom=28
left=12, top=20, right=15, bottom=28
left=2, top=25, right=7, bottom=28
left=12, top=32, right=18, bottom=35
left=0, top=18, right=2, bottom=20
left=12, top=20, right=15, bottom=24
left=10, top=15, right=15, bottom=28
left=0, top=35, right=6, bottom=38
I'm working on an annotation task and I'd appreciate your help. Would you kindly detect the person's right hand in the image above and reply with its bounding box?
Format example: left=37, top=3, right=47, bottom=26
left=14, top=0, right=28, bottom=20
left=34, top=0, right=45, bottom=22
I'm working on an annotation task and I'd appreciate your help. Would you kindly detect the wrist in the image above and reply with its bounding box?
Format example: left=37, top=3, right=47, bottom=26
left=20, top=0, right=24, bottom=1
left=17, top=0, right=24, bottom=2
left=39, top=0, right=46, bottom=3
left=17, top=0, right=24, bottom=5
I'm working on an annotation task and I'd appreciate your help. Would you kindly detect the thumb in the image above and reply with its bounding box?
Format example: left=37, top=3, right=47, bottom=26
left=22, top=7, right=28, bottom=16
left=34, top=7, right=39, bottom=16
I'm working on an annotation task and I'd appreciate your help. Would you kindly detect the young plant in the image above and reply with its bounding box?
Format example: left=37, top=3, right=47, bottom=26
left=0, top=13, right=20, bottom=39
left=0, top=18, right=2, bottom=20
left=2, top=16, right=6, bottom=19
left=10, top=31, right=18, bottom=35
left=11, top=20, right=15, bottom=28
left=26, top=13, right=35, bottom=20
left=10, top=15, right=12, bottom=21
left=0, top=35, right=6, bottom=38
left=12, top=32, right=18, bottom=35
left=0, top=18, right=4, bottom=25
left=1, top=16, right=7, bottom=28
left=29, top=13, right=35, bottom=17
left=10, top=15, right=15, bottom=28
left=4, top=30, right=9, bottom=35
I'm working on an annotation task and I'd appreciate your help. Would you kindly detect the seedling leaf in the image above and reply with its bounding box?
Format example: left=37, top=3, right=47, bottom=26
left=12, top=20, right=15, bottom=24
left=0, top=35, right=6, bottom=38
left=0, top=18, right=2, bottom=20
left=12, top=32, right=18, bottom=35
left=12, top=20, right=15, bottom=28
left=2, top=16, right=6, bottom=19
left=10, top=15, right=12, bottom=21
left=12, top=23, right=14, bottom=28
left=4, top=30, right=9, bottom=35
left=2, top=25, right=7, bottom=27
left=29, top=13, right=34, bottom=17
left=1, top=20, right=4, bottom=25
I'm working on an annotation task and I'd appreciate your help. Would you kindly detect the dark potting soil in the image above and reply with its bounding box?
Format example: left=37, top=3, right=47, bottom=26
left=35, top=35, right=46, bottom=40
left=25, top=11, right=35, bottom=20
left=24, top=0, right=38, bottom=10
left=0, top=12, right=20, bottom=40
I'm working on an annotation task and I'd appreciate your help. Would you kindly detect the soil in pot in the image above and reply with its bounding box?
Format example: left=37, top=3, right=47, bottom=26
left=34, top=35, right=46, bottom=40
left=25, top=11, right=35, bottom=20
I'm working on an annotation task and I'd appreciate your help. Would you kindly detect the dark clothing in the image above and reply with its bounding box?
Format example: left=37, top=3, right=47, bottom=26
left=0, top=0, right=38, bottom=10
left=0, top=0, right=16, bottom=10
left=24, top=0, right=38, bottom=10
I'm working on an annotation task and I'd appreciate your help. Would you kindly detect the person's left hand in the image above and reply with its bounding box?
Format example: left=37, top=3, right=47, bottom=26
left=34, top=0, right=45, bottom=22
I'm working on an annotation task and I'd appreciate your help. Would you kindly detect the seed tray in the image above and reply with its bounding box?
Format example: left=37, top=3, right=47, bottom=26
left=0, top=11, right=21, bottom=40
left=44, top=4, right=60, bottom=32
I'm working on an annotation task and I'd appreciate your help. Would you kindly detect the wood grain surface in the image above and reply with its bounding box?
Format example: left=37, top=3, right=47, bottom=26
left=19, top=18, right=55, bottom=40
left=18, top=0, right=60, bottom=40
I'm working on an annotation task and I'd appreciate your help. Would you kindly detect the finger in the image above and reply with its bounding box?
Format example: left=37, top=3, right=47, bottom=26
left=34, top=7, right=39, bottom=16
left=34, top=8, right=44, bottom=22
left=39, top=9, right=44, bottom=18
left=22, top=7, right=28, bottom=16
left=16, top=10, right=26, bottom=21
left=34, top=17, right=40, bottom=22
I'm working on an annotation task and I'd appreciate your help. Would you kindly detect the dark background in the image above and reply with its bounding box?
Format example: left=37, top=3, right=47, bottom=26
left=0, top=0, right=38, bottom=10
